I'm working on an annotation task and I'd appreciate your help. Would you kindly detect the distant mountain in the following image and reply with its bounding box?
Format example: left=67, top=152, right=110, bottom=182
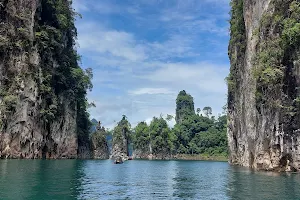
left=90, top=118, right=98, bottom=134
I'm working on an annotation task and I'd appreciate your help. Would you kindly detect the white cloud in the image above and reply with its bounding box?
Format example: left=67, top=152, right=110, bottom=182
left=155, top=0, right=230, bottom=37
left=74, top=0, right=230, bottom=128
left=129, top=88, right=175, bottom=95
left=73, top=0, right=140, bottom=15
left=88, top=93, right=178, bottom=129
left=77, top=22, right=200, bottom=66
left=144, top=62, right=228, bottom=94
left=77, top=23, right=146, bottom=62
left=148, top=34, right=197, bottom=60
left=72, top=0, right=90, bottom=12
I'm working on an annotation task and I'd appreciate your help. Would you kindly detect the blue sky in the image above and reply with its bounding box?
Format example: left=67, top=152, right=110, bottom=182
left=72, top=0, right=231, bottom=128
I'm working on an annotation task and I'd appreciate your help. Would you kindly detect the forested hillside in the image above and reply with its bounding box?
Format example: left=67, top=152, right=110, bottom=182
left=106, top=90, right=228, bottom=160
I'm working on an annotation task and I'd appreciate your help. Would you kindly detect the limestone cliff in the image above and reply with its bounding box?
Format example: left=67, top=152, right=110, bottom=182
left=91, top=122, right=109, bottom=159
left=0, top=0, right=92, bottom=159
left=228, top=0, right=300, bottom=171
left=175, top=90, right=195, bottom=124
left=111, top=116, right=130, bottom=161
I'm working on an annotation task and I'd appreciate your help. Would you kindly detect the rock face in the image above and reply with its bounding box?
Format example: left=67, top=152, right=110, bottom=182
left=132, top=150, right=147, bottom=159
left=111, top=133, right=128, bottom=161
left=132, top=148, right=151, bottom=159
left=228, top=0, right=300, bottom=171
left=111, top=116, right=130, bottom=161
left=132, top=145, right=173, bottom=160
left=132, top=151, right=173, bottom=160
left=91, top=124, right=109, bottom=159
left=0, top=0, right=91, bottom=159
left=147, top=153, right=173, bottom=160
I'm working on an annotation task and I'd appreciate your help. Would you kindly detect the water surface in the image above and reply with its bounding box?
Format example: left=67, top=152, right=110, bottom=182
left=0, top=159, right=300, bottom=199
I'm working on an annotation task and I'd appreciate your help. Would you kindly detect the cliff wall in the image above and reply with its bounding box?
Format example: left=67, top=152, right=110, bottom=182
left=228, top=0, right=300, bottom=171
left=111, top=116, right=130, bottom=161
left=0, top=0, right=91, bottom=159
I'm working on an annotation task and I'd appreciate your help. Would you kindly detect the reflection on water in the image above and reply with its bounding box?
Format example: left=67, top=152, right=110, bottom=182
left=227, top=166, right=300, bottom=200
left=0, top=160, right=84, bottom=200
left=1, top=159, right=300, bottom=199
left=172, top=161, right=228, bottom=199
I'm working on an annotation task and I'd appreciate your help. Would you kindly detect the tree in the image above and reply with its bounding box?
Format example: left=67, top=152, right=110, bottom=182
left=222, top=104, right=228, bottom=115
left=172, top=123, right=190, bottom=150
left=172, top=109, right=227, bottom=156
left=133, top=122, right=150, bottom=152
left=149, top=117, right=176, bottom=154
left=196, top=108, right=201, bottom=115
left=166, top=114, right=174, bottom=122
left=107, top=98, right=228, bottom=158
left=188, top=141, right=197, bottom=155
left=178, top=144, right=188, bottom=154
left=203, top=106, right=212, bottom=117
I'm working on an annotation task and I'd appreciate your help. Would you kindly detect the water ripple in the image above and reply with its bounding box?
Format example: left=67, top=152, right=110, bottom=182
left=1, top=160, right=300, bottom=199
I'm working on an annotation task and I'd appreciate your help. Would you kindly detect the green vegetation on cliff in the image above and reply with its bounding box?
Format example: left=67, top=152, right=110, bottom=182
left=252, top=1, right=300, bottom=129
left=175, top=90, right=195, bottom=123
left=228, top=0, right=300, bottom=124
left=227, top=0, right=300, bottom=170
left=91, top=127, right=107, bottom=150
left=111, top=115, right=131, bottom=158
left=227, top=0, right=246, bottom=105
left=90, top=121, right=109, bottom=159
left=113, top=116, right=131, bottom=142
left=0, top=0, right=92, bottom=155
left=36, top=0, right=93, bottom=147
left=129, top=90, right=228, bottom=158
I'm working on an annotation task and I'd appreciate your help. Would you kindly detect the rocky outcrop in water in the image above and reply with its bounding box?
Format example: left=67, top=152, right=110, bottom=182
left=228, top=0, right=300, bottom=171
left=111, top=116, right=130, bottom=161
left=0, top=0, right=92, bottom=159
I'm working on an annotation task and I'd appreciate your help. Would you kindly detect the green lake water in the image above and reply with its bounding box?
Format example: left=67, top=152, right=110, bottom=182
left=0, top=159, right=300, bottom=200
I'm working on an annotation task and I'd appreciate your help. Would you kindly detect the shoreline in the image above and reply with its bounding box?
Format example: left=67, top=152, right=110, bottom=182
left=173, top=154, right=228, bottom=162
left=0, top=154, right=228, bottom=162
left=132, top=154, right=228, bottom=162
